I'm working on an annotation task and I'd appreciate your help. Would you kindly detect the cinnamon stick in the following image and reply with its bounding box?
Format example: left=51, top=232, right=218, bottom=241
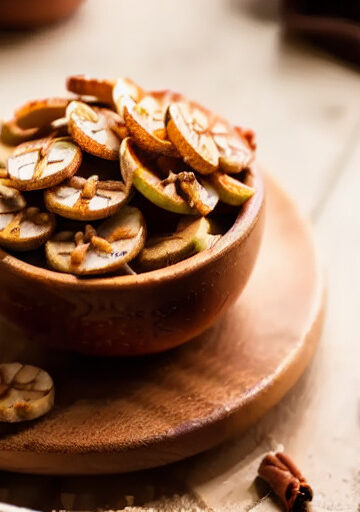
left=258, top=452, right=313, bottom=512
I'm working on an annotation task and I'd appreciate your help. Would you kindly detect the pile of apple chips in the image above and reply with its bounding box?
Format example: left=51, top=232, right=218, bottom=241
left=0, top=76, right=256, bottom=276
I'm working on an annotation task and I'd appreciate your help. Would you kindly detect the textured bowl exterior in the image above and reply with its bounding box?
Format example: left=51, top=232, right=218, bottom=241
left=0, top=169, right=264, bottom=356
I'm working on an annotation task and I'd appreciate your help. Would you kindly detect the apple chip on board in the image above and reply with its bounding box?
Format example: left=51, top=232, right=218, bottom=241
left=0, top=362, right=54, bottom=422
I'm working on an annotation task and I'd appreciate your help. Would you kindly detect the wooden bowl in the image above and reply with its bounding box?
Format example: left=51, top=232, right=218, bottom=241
left=0, top=167, right=264, bottom=356
left=0, top=0, right=85, bottom=29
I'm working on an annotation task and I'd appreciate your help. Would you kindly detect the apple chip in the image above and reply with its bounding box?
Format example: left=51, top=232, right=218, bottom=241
left=120, top=89, right=183, bottom=156
left=1, top=118, right=48, bottom=146
left=46, top=206, right=146, bottom=275
left=67, top=101, right=121, bottom=160
left=7, top=137, right=82, bottom=191
left=0, top=206, right=55, bottom=251
left=166, top=103, right=255, bottom=174
left=45, top=175, right=128, bottom=221
left=0, top=140, right=14, bottom=168
left=0, top=362, right=54, bottom=423
left=112, top=77, right=145, bottom=116
left=212, top=121, right=255, bottom=174
left=210, top=171, right=255, bottom=206
left=174, top=171, right=219, bottom=216
left=120, top=137, right=195, bottom=215
left=0, top=183, right=26, bottom=213
left=14, top=98, right=70, bottom=130
left=137, top=217, right=220, bottom=271
left=66, top=75, right=116, bottom=104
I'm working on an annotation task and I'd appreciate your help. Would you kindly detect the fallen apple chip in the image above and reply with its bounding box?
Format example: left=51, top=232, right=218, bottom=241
left=7, top=137, right=82, bottom=191
left=0, top=362, right=54, bottom=422
left=209, top=171, right=255, bottom=206
left=120, top=137, right=195, bottom=215
left=137, top=216, right=220, bottom=271
left=122, top=90, right=183, bottom=156
left=45, top=174, right=128, bottom=221
left=0, top=183, right=26, bottom=213
left=67, top=101, right=121, bottom=160
left=14, top=98, right=70, bottom=130
left=166, top=103, right=255, bottom=174
left=66, top=74, right=116, bottom=104
left=0, top=206, right=55, bottom=251
left=46, top=206, right=146, bottom=275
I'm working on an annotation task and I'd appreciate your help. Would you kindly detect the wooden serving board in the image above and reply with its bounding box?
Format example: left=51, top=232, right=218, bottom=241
left=0, top=175, right=324, bottom=475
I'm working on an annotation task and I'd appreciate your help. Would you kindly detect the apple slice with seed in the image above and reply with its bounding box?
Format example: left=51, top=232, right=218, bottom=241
left=7, top=137, right=82, bottom=191
left=166, top=102, right=255, bottom=174
left=120, top=137, right=195, bottom=215
left=14, top=98, right=70, bottom=130
left=0, top=206, right=55, bottom=251
left=137, top=217, right=220, bottom=271
left=0, top=183, right=26, bottom=213
left=45, top=174, right=128, bottom=221
left=66, top=75, right=116, bottom=104
left=46, top=206, right=146, bottom=275
left=209, top=171, right=255, bottom=206
left=67, top=101, right=121, bottom=160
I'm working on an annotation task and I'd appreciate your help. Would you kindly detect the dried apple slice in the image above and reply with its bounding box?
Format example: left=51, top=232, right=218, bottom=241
left=0, top=206, right=55, bottom=251
left=0, top=140, right=14, bottom=168
left=209, top=171, right=255, bottom=206
left=7, top=137, right=82, bottom=191
left=137, top=217, right=219, bottom=271
left=67, top=101, right=121, bottom=160
left=120, top=89, right=182, bottom=156
left=112, top=77, right=145, bottom=116
left=46, top=206, right=146, bottom=275
left=120, top=138, right=195, bottom=215
left=14, top=98, right=70, bottom=130
left=1, top=119, right=48, bottom=146
left=175, top=172, right=219, bottom=216
left=44, top=175, right=127, bottom=221
left=212, top=121, right=254, bottom=174
left=0, top=362, right=54, bottom=423
left=0, top=183, right=26, bottom=213
left=166, top=103, right=255, bottom=174
left=66, top=75, right=116, bottom=104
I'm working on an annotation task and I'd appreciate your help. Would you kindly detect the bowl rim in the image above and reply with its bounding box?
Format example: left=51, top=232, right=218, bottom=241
left=0, top=165, right=264, bottom=290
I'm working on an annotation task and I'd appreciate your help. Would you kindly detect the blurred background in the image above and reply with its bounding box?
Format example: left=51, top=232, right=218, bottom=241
left=0, top=1, right=359, bottom=510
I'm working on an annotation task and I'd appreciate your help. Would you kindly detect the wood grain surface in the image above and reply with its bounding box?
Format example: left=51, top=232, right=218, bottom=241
left=0, top=175, right=323, bottom=475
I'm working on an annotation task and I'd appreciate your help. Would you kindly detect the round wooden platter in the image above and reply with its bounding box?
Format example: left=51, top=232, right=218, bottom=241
left=0, top=174, right=324, bottom=475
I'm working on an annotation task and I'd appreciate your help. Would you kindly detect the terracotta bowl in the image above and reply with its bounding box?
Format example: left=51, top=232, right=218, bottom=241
left=0, top=167, right=265, bottom=356
left=0, top=0, right=85, bottom=29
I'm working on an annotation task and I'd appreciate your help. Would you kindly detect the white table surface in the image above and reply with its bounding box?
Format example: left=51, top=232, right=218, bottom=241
left=0, top=1, right=359, bottom=510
